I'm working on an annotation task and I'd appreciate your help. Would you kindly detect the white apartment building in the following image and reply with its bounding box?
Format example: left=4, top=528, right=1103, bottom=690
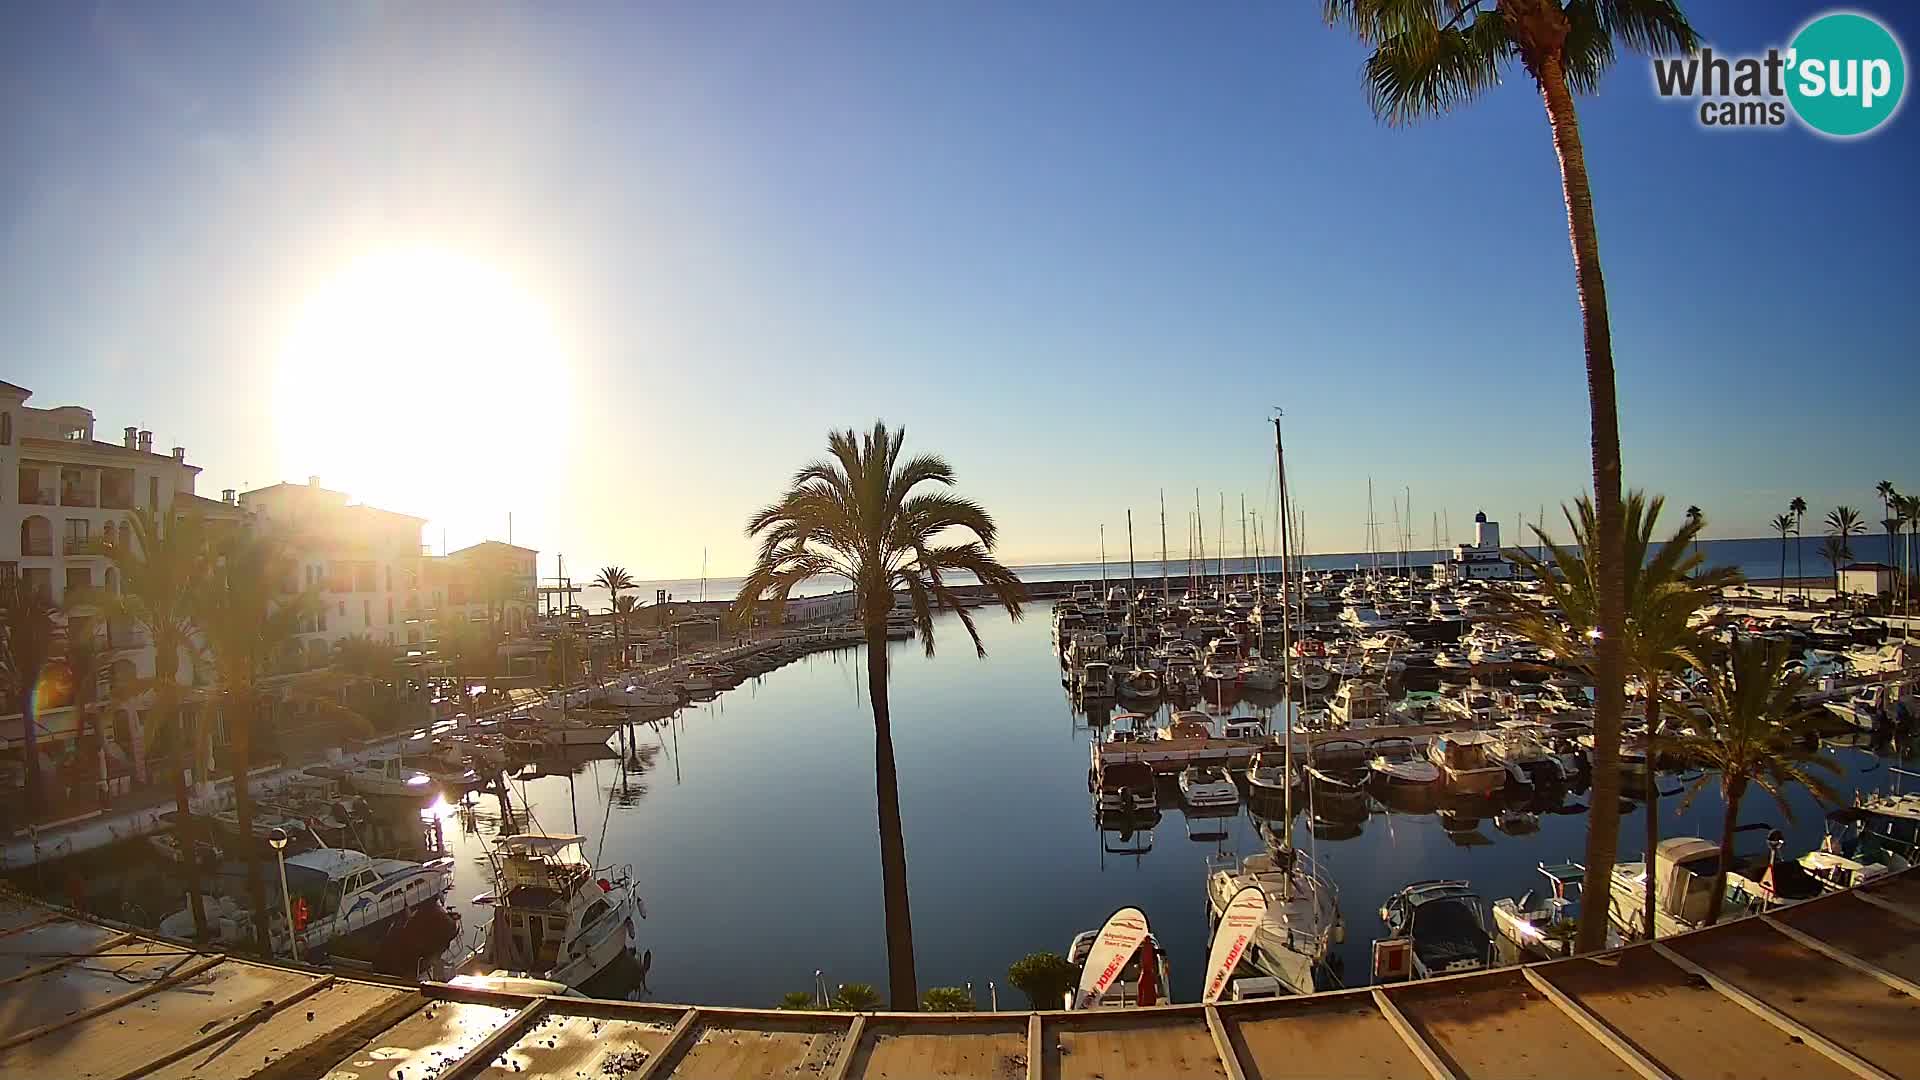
left=0, top=381, right=238, bottom=795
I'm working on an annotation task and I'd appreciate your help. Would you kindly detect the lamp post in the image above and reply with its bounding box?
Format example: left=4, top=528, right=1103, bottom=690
left=268, top=827, right=296, bottom=961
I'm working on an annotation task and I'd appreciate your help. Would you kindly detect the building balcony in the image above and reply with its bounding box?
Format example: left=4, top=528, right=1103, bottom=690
left=63, top=537, right=108, bottom=558
left=60, top=489, right=98, bottom=508
left=21, top=488, right=56, bottom=506
left=21, top=541, right=54, bottom=558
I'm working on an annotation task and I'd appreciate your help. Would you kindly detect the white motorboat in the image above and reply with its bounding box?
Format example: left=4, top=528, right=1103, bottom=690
left=1376, top=880, right=1491, bottom=981
left=1426, top=732, right=1507, bottom=794
left=1366, top=737, right=1440, bottom=790
left=1165, top=658, right=1201, bottom=696
left=1179, top=765, right=1240, bottom=809
left=343, top=755, right=436, bottom=798
left=1246, top=751, right=1292, bottom=797
left=1094, top=760, right=1158, bottom=815
left=1239, top=656, right=1283, bottom=691
left=1329, top=681, right=1391, bottom=727
left=1606, top=836, right=1835, bottom=941
left=276, top=847, right=456, bottom=960
left=476, top=833, right=642, bottom=990
left=1206, top=847, right=1342, bottom=997
left=1488, top=720, right=1569, bottom=788
left=1221, top=717, right=1265, bottom=740
left=1202, top=660, right=1240, bottom=685
left=1163, top=711, right=1214, bottom=740
left=1079, top=661, right=1116, bottom=700
left=1491, top=862, right=1607, bottom=961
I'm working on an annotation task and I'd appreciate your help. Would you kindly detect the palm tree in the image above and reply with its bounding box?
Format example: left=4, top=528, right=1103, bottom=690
left=594, top=566, right=635, bottom=666
left=88, top=506, right=212, bottom=936
left=194, top=528, right=319, bottom=953
left=1820, top=535, right=1848, bottom=594
left=612, top=594, right=641, bottom=665
left=1666, top=639, right=1840, bottom=926
left=732, top=422, right=1025, bottom=1008
left=1684, top=505, right=1703, bottom=570
left=1825, top=507, right=1864, bottom=589
left=1769, top=513, right=1795, bottom=602
left=1788, top=497, right=1807, bottom=601
left=0, top=573, right=57, bottom=823
left=1899, top=494, right=1920, bottom=629
left=60, top=616, right=108, bottom=809
left=1501, top=492, right=1738, bottom=941
left=1876, top=480, right=1897, bottom=530
left=1323, top=0, right=1697, bottom=952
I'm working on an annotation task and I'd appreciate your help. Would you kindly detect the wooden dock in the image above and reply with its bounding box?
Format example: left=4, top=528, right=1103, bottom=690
left=6, top=869, right=1920, bottom=1078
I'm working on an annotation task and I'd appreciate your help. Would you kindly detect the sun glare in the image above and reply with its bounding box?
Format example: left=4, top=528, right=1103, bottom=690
left=274, top=250, right=571, bottom=545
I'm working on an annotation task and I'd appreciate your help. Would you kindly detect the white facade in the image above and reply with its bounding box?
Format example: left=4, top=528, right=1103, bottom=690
left=1838, top=563, right=1895, bottom=597
left=0, top=381, right=224, bottom=779
left=1435, top=512, right=1514, bottom=583
left=238, top=478, right=429, bottom=666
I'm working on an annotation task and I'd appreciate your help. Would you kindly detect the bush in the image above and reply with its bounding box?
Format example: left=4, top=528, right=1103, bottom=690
left=1007, top=952, right=1077, bottom=1010
left=777, top=991, right=817, bottom=1010
left=832, top=982, right=880, bottom=1011
left=921, top=986, right=975, bottom=1012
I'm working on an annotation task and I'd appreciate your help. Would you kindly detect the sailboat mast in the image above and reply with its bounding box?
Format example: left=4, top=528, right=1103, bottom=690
left=1274, top=416, right=1296, bottom=844
left=1127, top=509, right=1136, bottom=596
left=1160, top=491, right=1169, bottom=604
left=1099, top=525, right=1107, bottom=595
left=1240, top=494, right=1248, bottom=589
left=1195, top=491, right=1205, bottom=596
left=1218, top=494, right=1226, bottom=590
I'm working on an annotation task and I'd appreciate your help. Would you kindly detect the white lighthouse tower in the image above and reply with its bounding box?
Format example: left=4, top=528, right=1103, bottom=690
left=1437, top=511, right=1514, bottom=582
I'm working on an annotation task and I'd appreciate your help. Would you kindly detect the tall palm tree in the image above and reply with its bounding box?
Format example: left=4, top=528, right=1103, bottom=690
left=732, top=422, right=1025, bottom=1008
left=1501, top=492, right=1738, bottom=941
left=612, top=594, right=641, bottom=664
left=60, top=616, right=108, bottom=809
left=0, top=573, right=57, bottom=823
left=1826, top=507, right=1864, bottom=589
left=1684, top=505, right=1703, bottom=571
left=1899, top=494, right=1920, bottom=630
left=595, top=566, right=636, bottom=665
left=87, top=507, right=212, bottom=935
left=1875, top=480, right=1897, bottom=531
left=1323, top=0, right=1697, bottom=952
left=1788, top=496, right=1807, bottom=601
left=194, top=528, right=318, bottom=954
left=1667, top=639, right=1839, bottom=926
left=1769, top=513, right=1795, bottom=602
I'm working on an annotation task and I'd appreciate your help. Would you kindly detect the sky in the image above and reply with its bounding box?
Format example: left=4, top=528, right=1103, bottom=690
left=3, top=1, right=1915, bottom=582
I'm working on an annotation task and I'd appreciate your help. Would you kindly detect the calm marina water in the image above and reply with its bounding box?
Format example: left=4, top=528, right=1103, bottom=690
left=411, top=604, right=1904, bottom=1007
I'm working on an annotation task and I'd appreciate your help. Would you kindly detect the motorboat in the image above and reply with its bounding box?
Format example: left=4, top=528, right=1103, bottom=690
left=343, top=755, right=436, bottom=798
left=1492, top=863, right=1601, bottom=960
left=1825, top=791, right=1920, bottom=872
left=512, top=713, right=623, bottom=748
left=1164, top=658, right=1202, bottom=696
left=1366, top=737, right=1440, bottom=791
left=1246, top=751, right=1292, bottom=798
left=277, top=847, right=456, bottom=961
left=1163, top=711, right=1214, bottom=740
left=1487, top=720, right=1569, bottom=788
left=1095, top=760, right=1158, bottom=815
left=1375, top=880, right=1491, bottom=981
left=1221, top=716, right=1266, bottom=740
left=475, top=833, right=642, bottom=990
left=1426, top=732, right=1507, bottom=795
left=1606, top=836, right=1830, bottom=941
left=1329, top=681, right=1392, bottom=727
left=1119, top=667, right=1164, bottom=701
left=1079, top=661, right=1117, bottom=701
left=1179, top=765, right=1240, bottom=809
left=1239, top=656, right=1283, bottom=691
left=1205, top=846, right=1342, bottom=996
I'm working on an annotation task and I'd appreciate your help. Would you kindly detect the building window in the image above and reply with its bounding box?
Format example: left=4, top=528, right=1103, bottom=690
left=66, top=566, right=91, bottom=594
left=385, top=596, right=393, bottom=624
left=362, top=598, right=371, bottom=625
left=386, top=565, right=392, bottom=592
left=0, top=411, right=9, bottom=445
left=63, top=518, right=89, bottom=553
left=149, top=475, right=159, bottom=508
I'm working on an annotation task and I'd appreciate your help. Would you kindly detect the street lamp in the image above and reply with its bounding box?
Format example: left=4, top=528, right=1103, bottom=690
left=268, top=827, right=296, bottom=961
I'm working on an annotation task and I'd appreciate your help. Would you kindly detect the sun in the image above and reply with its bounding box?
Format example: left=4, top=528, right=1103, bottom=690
left=273, top=250, right=573, bottom=542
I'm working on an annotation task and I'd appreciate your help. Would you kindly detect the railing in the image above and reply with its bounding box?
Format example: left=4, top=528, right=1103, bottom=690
left=20, top=488, right=56, bottom=506
left=64, top=537, right=109, bottom=557
left=60, top=489, right=97, bottom=508
left=21, top=540, right=53, bottom=557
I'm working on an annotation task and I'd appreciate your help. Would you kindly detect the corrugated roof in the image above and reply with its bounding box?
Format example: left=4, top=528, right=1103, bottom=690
left=3, top=871, right=1920, bottom=1077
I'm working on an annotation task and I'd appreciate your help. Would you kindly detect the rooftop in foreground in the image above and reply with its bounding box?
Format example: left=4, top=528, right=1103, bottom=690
left=3, top=869, right=1919, bottom=1078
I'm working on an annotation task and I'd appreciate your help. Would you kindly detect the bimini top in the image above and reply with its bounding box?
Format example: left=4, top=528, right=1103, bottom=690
left=498, top=834, right=588, bottom=856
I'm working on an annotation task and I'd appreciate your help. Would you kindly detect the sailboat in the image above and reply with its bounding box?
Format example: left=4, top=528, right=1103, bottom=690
left=1204, top=414, right=1343, bottom=996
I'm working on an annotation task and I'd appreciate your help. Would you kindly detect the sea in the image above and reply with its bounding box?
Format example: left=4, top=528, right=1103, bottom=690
left=591, top=533, right=1910, bottom=612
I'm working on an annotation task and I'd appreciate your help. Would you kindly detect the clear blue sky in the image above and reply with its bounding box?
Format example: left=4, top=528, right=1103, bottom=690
left=3, top=2, right=1914, bottom=577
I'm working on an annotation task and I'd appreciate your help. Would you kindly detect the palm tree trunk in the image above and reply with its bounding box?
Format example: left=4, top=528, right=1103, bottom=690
left=1538, top=52, right=1626, bottom=955
left=1796, top=526, right=1804, bottom=601
left=1780, top=534, right=1788, bottom=602
left=1641, top=691, right=1660, bottom=942
left=20, top=686, right=43, bottom=823
left=172, top=713, right=210, bottom=938
left=230, top=692, right=272, bottom=955
left=865, top=614, right=918, bottom=1010
left=1706, top=774, right=1745, bottom=927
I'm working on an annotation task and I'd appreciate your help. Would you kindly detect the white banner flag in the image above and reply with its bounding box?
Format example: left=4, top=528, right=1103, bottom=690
left=1201, top=885, right=1267, bottom=1004
left=1072, top=906, right=1151, bottom=1009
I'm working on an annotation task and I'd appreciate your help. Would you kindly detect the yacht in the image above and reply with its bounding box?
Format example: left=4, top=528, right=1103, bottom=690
left=1221, top=716, right=1266, bottom=741
left=1205, top=846, right=1342, bottom=997
left=1079, top=661, right=1116, bottom=701
left=476, top=833, right=642, bottom=990
left=1487, top=720, right=1569, bottom=788
left=1366, top=737, right=1440, bottom=792
left=1426, top=732, right=1507, bottom=794
left=513, top=712, right=623, bottom=748
left=1165, top=658, right=1202, bottom=696
left=1605, top=836, right=1830, bottom=941
left=1178, top=765, right=1240, bottom=809
left=1239, top=655, right=1283, bottom=691
left=1163, top=712, right=1214, bottom=741
left=1376, top=880, right=1491, bottom=981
